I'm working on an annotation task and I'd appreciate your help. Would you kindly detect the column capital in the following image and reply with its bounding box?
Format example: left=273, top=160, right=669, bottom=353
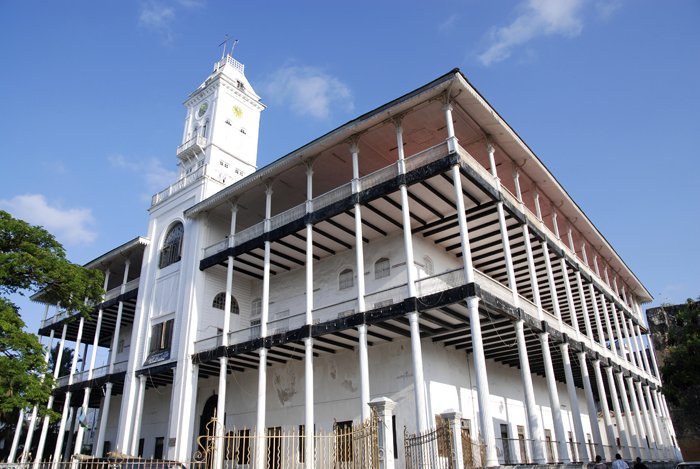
left=441, top=101, right=454, bottom=112
left=348, top=134, right=361, bottom=154
left=228, top=199, right=239, bottom=213
left=391, top=114, right=404, bottom=129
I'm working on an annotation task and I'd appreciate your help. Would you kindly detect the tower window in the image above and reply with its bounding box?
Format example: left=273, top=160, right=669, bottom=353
left=159, top=222, right=184, bottom=269
left=339, top=269, right=354, bottom=290
left=212, top=292, right=239, bottom=314
left=374, top=258, right=390, bottom=279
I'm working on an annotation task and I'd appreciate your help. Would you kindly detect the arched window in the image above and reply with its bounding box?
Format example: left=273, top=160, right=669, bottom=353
left=159, top=222, right=184, bottom=269
left=339, top=268, right=354, bottom=290
left=202, top=119, right=209, bottom=138
left=251, top=298, right=262, bottom=317
left=212, top=292, right=239, bottom=314
left=424, top=256, right=434, bottom=276
left=374, top=258, right=390, bottom=279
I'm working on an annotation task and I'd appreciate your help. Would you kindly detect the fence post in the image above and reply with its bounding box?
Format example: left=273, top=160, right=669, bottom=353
left=441, top=410, right=465, bottom=469
left=369, top=397, right=397, bottom=469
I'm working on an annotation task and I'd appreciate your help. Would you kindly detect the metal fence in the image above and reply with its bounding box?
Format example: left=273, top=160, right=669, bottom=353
left=404, top=422, right=454, bottom=469
left=193, top=417, right=378, bottom=469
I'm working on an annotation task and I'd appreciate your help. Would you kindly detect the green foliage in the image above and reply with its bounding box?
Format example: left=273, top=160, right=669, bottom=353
left=0, top=210, right=104, bottom=424
left=0, top=298, right=54, bottom=416
left=661, top=298, right=700, bottom=434
left=0, top=210, right=104, bottom=317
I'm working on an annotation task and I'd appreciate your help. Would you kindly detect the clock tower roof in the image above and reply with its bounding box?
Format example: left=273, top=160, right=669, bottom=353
left=188, top=54, right=262, bottom=104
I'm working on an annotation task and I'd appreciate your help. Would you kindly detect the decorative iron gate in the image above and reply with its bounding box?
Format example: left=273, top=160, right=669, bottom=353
left=404, top=422, right=454, bottom=469
left=194, top=416, right=378, bottom=469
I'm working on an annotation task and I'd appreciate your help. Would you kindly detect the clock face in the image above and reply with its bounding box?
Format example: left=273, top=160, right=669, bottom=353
left=232, top=105, right=243, bottom=118
left=197, top=102, right=209, bottom=118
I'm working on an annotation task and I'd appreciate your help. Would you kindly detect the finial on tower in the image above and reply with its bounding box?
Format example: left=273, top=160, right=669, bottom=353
left=218, top=34, right=239, bottom=60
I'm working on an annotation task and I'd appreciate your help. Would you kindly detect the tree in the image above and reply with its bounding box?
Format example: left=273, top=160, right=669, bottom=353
left=660, top=298, right=700, bottom=436
left=0, top=210, right=103, bottom=426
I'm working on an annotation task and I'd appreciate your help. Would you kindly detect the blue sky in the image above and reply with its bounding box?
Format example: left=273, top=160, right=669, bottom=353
left=1, top=0, right=698, bottom=333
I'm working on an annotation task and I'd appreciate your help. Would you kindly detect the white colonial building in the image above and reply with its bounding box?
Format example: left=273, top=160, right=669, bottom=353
left=9, top=53, right=682, bottom=468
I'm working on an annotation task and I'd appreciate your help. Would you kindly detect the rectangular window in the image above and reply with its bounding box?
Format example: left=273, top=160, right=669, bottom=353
left=103, top=441, right=111, bottom=458
left=335, top=420, right=353, bottom=462
left=545, top=429, right=554, bottom=463
left=517, top=425, right=528, bottom=463
left=138, top=438, right=144, bottom=457
left=568, top=431, right=577, bottom=462
left=149, top=319, right=174, bottom=354
left=154, top=437, right=164, bottom=459
left=392, top=415, right=398, bottom=459
left=500, top=424, right=512, bottom=464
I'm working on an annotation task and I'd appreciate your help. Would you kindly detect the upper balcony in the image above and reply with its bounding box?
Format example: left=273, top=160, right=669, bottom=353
left=202, top=141, right=451, bottom=259
left=151, top=162, right=207, bottom=207
left=176, top=135, right=207, bottom=161
left=40, top=277, right=141, bottom=330
left=56, top=360, right=128, bottom=389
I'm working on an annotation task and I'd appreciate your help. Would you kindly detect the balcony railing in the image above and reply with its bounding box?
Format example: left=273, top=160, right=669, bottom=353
left=202, top=141, right=451, bottom=259
left=176, top=135, right=207, bottom=158
left=104, top=278, right=140, bottom=302
left=55, top=360, right=128, bottom=388
left=152, top=163, right=206, bottom=206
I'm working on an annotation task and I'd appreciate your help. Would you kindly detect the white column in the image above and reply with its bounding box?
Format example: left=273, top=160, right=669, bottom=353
left=560, top=343, right=588, bottom=461
left=560, top=259, right=580, bottom=336
left=615, top=372, right=641, bottom=455
left=304, top=162, right=315, bottom=469
left=589, top=285, right=606, bottom=347
left=626, top=376, right=650, bottom=459
left=95, top=383, right=113, bottom=456
left=130, top=375, right=147, bottom=454
left=255, top=186, right=273, bottom=469
left=659, top=394, right=680, bottom=455
left=53, top=316, right=85, bottom=465
left=540, top=333, right=570, bottom=462
left=97, top=265, right=128, bottom=455
left=600, top=295, right=618, bottom=355
left=644, top=386, right=666, bottom=458
left=22, top=323, right=54, bottom=463
left=542, top=241, right=563, bottom=327
left=635, top=381, right=658, bottom=460
left=215, top=205, right=237, bottom=469
left=8, top=409, right=25, bottom=463
left=579, top=353, right=604, bottom=458
left=575, top=273, right=594, bottom=341
left=610, top=303, right=625, bottom=358
left=451, top=162, right=498, bottom=466
left=651, top=390, right=671, bottom=454
left=627, top=320, right=644, bottom=371
left=592, top=360, right=617, bottom=455
left=522, top=223, right=543, bottom=319
left=605, top=366, right=631, bottom=459
left=368, top=397, right=397, bottom=469
left=74, top=306, right=105, bottom=455
left=634, top=324, right=653, bottom=376
left=351, top=140, right=371, bottom=421
left=620, top=312, right=637, bottom=367
left=395, top=117, right=427, bottom=433
left=35, top=323, right=67, bottom=465
left=515, top=320, right=546, bottom=463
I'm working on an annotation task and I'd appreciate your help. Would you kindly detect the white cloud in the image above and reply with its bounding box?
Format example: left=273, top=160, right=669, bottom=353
left=0, top=194, right=97, bottom=245
left=262, top=64, right=354, bottom=120
left=478, top=0, right=585, bottom=66
left=595, top=0, right=622, bottom=20
left=138, top=1, right=176, bottom=43
left=108, top=154, right=177, bottom=193
left=438, top=14, right=459, bottom=34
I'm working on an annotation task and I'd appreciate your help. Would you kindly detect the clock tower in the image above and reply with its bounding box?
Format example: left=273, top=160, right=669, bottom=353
left=177, top=53, right=265, bottom=187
